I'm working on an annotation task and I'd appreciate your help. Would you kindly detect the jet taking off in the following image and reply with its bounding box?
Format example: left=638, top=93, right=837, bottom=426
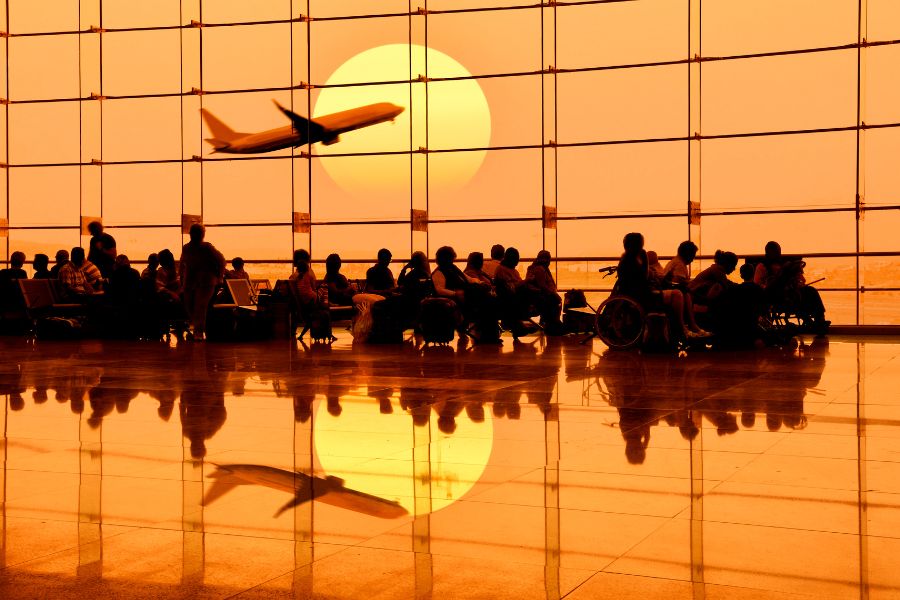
left=200, top=101, right=405, bottom=154
left=202, top=463, right=409, bottom=519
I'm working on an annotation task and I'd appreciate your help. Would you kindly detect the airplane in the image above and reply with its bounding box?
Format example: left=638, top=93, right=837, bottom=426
left=202, top=463, right=409, bottom=519
left=200, top=101, right=405, bottom=154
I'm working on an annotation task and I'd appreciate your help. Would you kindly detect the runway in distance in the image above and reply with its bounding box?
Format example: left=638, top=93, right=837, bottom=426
left=202, top=463, right=409, bottom=519
left=200, top=101, right=405, bottom=154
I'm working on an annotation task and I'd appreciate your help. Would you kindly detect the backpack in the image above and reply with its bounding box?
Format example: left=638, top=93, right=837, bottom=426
left=564, top=289, right=588, bottom=310
left=419, top=297, right=457, bottom=345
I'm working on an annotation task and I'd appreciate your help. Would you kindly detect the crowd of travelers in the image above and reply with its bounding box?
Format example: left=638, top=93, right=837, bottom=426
left=0, top=221, right=828, bottom=347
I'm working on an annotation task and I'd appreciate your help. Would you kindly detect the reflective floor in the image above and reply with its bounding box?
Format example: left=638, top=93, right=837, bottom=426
left=0, top=333, right=898, bottom=599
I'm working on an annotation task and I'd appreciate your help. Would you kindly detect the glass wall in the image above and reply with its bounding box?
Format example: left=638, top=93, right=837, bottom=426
left=1, top=1, right=898, bottom=324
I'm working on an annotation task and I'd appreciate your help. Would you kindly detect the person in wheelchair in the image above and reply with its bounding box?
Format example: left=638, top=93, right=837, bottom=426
left=616, top=233, right=708, bottom=340
left=753, top=241, right=829, bottom=334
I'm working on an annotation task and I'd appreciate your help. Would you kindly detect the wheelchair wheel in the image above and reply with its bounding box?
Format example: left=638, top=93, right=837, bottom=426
left=594, top=296, right=645, bottom=349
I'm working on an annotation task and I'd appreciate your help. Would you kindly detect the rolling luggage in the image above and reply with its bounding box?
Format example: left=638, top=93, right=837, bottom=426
left=419, top=297, right=457, bottom=345
left=367, top=296, right=405, bottom=344
left=307, top=307, right=334, bottom=342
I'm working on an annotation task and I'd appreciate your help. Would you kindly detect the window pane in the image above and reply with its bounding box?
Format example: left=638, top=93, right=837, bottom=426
left=206, top=225, right=293, bottom=262
left=862, top=210, right=900, bottom=252
left=556, top=260, right=621, bottom=292
left=9, top=103, right=80, bottom=166
left=311, top=155, right=410, bottom=222
left=312, top=224, right=410, bottom=260
left=867, top=45, right=900, bottom=126
left=202, top=24, right=291, bottom=91
left=431, top=74, right=538, bottom=149
left=703, top=51, right=856, bottom=135
left=861, top=256, right=900, bottom=290
left=866, top=128, right=900, bottom=207
left=428, top=8, right=541, bottom=77
left=9, top=35, right=80, bottom=101
left=430, top=149, right=541, bottom=220
left=103, top=227, right=183, bottom=263
left=868, top=0, right=900, bottom=43
left=103, top=164, right=182, bottom=226
left=558, top=0, right=687, bottom=69
left=204, top=159, right=292, bottom=224
left=103, top=98, right=182, bottom=162
left=703, top=132, right=856, bottom=211
left=311, top=82, right=411, bottom=154
left=103, top=30, right=182, bottom=97
left=558, top=142, right=687, bottom=216
left=862, top=292, right=900, bottom=325
left=9, top=166, right=80, bottom=226
left=9, top=0, right=78, bottom=34
left=820, top=291, right=856, bottom=326
left=7, top=228, right=80, bottom=261
left=702, top=0, right=857, bottom=56
left=103, top=1, right=180, bottom=28
left=558, top=65, right=688, bottom=144
left=310, top=17, right=409, bottom=86
left=309, top=0, right=407, bottom=18
left=700, top=212, right=857, bottom=256
left=428, top=221, right=543, bottom=260
left=201, top=0, right=290, bottom=24
left=557, top=217, right=687, bottom=259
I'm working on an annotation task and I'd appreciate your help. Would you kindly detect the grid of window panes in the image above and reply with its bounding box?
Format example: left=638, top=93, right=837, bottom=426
left=1, top=1, right=899, bottom=324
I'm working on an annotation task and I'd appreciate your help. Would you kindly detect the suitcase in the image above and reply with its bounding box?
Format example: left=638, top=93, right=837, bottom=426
left=367, top=296, right=405, bottom=344
left=419, top=297, right=457, bottom=345
left=307, top=307, right=334, bottom=342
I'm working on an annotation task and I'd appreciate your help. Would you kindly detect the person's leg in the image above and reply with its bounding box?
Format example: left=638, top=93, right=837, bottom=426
left=662, top=289, right=688, bottom=334
left=683, top=292, right=704, bottom=332
left=183, top=288, right=196, bottom=335
left=192, top=286, right=216, bottom=339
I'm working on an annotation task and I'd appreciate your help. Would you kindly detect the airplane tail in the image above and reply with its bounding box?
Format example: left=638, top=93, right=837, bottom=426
left=200, top=109, right=247, bottom=150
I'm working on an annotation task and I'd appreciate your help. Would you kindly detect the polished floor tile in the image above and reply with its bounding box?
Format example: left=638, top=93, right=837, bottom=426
left=0, top=333, right=898, bottom=598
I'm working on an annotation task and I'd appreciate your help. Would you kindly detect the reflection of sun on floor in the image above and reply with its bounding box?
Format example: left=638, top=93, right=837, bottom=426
left=314, top=43, right=491, bottom=195
left=314, top=391, right=493, bottom=514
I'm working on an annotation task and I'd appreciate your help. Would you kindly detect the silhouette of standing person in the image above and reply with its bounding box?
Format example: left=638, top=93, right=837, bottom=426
left=87, top=221, right=118, bottom=278
left=179, top=224, right=226, bottom=341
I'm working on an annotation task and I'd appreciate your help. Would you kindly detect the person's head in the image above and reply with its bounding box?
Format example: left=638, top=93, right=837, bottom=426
left=71, top=247, right=86, bottom=267
left=147, top=253, right=159, bottom=269
left=55, top=249, right=69, bottom=265
left=535, top=249, right=552, bottom=267
left=293, top=249, right=311, bottom=269
left=676, top=241, right=699, bottom=264
left=231, top=257, right=244, bottom=271
left=325, top=253, right=341, bottom=274
left=189, top=223, right=205, bottom=242
left=466, top=251, right=484, bottom=271
left=87, top=221, right=103, bottom=236
left=646, top=250, right=659, bottom=266
left=490, top=244, right=505, bottom=261
left=739, top=262, right=755, bottom=282
left=764, top=240, right=782, bottom=260
left=158, top=249, right=175, bottom=269
left=623, top=232, right=644, bottom=255
left=376, top=248, right=392, bottom=266
left=501, top=247, right=520, bottom=267
left=435, top=246, right=457, bottom=268
left=713, top=250, right=739, bottom=274
left=115, top=255, right=131, bottom=270
left=33, top=253, right=49, bottom=271
left=410, top=251, right=428, bottom=271
left=9, top=251, right=25, bottom=269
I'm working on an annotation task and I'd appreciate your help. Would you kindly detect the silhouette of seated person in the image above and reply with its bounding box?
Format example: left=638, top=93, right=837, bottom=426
left=49, top=249, right=69, bottom=279
left=289, top=249, right=319, bottom=311
left=615, top=232, right=700, bottom=339
left=323, top=253, right=354, bottom=306
left=59, top=247, right=103, bottom=301
left=432, top=245, right=499, bottom=343
left=709, top=262, right=766, bottom=348
left=155, top=249, right=181, bottom=303
left=525, top=250, right=564, bottom=334
left=493, top=247, right=534, bottom=335
left=662, top=241, right=708, bottom=336
left=0, top=251, right=27, bottom=312
left=141, top=252, right=159, bottom=281
left=464, top=252, right=493, bottom=286
left=482, top=244, right=504, bottom=279
left=754, top=240, right=829, bottom=333
left=107, top=255, right=141, bottom=306
left=32, top=253, right=51, bottom=279
left=397, top=251, right=433, bottom=305
left=225, top=256, right=251, bottom=281
left=689, top=250, right=738, bottom=307
left=365, top=248, right=396, bottom=297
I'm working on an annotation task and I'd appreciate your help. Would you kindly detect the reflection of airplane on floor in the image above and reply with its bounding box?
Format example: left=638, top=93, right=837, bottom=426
left=202, top=463, right=408, bottom=519
left=200, top=101, right=405, bottom=154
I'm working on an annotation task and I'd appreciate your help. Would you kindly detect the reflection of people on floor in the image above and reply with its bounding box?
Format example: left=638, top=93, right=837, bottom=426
left=180, top=347, right=227, bottom=459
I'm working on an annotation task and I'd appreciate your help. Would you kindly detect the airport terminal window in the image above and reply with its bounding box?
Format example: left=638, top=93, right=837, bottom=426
left=1, top=2, right=897, bottom=325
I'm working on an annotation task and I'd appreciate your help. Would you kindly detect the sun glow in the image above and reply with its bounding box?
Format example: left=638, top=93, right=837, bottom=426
left=313, top=44, right=491, bottom=195
left=313, top=394, right=494, bottom=514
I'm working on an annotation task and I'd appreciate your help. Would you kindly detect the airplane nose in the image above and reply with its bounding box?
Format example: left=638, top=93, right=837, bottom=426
left=391, top=104, right=405, bottom=116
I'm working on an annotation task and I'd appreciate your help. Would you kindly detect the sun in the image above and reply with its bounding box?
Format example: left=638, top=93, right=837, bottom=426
left=313, top=393, right=494, bottom=515
left=313, top=44, right=491, bottom=195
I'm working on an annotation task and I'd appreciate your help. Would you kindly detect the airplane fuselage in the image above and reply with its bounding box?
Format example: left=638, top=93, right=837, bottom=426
left=215, top=102, right=404, bottom=154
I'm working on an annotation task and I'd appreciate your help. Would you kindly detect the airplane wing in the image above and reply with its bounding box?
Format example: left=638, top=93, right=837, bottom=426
left=273, top=101, right=332, bottom=144
left=202, top=466, right=247, bottom=506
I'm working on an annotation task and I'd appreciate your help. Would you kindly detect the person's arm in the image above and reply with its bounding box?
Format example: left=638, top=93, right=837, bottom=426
left=753, top=263, right=767, bottom=287
left=178, top=252, right=186, bottom=291
left=431, top=270, right=461, bottom=301
left=103, top=235, right=117, bottom=261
